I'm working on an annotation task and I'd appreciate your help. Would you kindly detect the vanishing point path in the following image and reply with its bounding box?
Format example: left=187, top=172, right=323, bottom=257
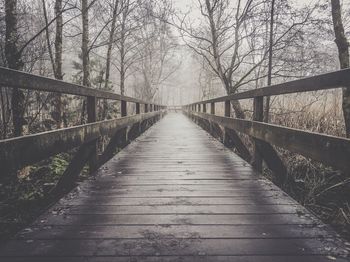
left=0, top=113, right=348, bottom=261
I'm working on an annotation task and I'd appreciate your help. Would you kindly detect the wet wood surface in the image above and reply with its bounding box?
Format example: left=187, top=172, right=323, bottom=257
left=0, top=113, right=349, bottom=261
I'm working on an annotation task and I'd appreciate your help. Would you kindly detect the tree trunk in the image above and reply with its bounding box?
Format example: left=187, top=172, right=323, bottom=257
left=222, top=80, right=246, bottom=119
left=82, top=0, right=90, bottom=88
left=103, top=0, right=119, bottom=119
left=81, top=0, right=90, bottom=123
left=264, top=0, right=275, bottom=123
left=119, top=1, right=128, bottom=96
left=331, top=0, right=350, bottom=137
left=231, top=100, right=245, bottom=119
left=5, top=0, right=25, bottom=137
left=120, top=59, right=125, bottom=96
left=53, top=0, right=63, bottom=127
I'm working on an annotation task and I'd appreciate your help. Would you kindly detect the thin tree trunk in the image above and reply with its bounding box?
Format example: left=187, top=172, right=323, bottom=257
left=331, top=0, right=350, bottom=138
left=222, top=81, right=246, bottom=119
left=264, top=0, right=275, bottom=123
left=42, top=0, right=63, bottom=128
left=103, top=0, right=119, bottom=119
left=82, top=0, right=90, bottom=88
left=119, top=3, right=127, bottom=96
left=231, top=100, right=245, bottom=119
left=81, top=0, right=90, bottom=123
left=54, top=0, right=63, bottom=127
left=120, top=58, right=125, bottom=95
left=5, top=0, right=25, bottom=137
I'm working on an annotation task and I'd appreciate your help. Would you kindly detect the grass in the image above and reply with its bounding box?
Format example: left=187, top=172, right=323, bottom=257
left=266, top=93, right=350, bottom=239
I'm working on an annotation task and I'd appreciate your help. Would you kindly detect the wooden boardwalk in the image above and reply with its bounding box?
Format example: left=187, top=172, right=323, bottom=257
left=0, top=113, right=349, bottom=261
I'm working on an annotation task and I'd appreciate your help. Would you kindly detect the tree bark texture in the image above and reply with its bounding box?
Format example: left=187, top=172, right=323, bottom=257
left=331, top=0, right=350, bottom=137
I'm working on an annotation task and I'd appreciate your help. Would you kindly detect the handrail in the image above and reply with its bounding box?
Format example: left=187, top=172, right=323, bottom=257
left=0, top=66, right=164, bottom=106
left=183, top=68, right=350, bottom=175
left=187, top=68, right=350, bottom=105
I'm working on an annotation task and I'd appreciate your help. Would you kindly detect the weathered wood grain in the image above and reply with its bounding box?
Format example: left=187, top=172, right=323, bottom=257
left=0, top=113, right=348, bottom=261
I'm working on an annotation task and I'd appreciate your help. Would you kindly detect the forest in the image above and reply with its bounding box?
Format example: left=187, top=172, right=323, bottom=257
left=0, top=0, right=349, bottom=242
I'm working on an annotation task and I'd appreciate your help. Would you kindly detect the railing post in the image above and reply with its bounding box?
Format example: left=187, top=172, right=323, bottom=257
left=224, top=100, right=230, bottom=117
left=121, top=100, right=127, bottom=117
left=145, top=104, right=149, bottom=113
left=203, top=103, right=207, bottom=113
left=136, top=102, right=140, bottom=115
left=198, top=104, right=201, bottom=112
left=118, top=99, right=128, bottom=147
left=211, top=102, right=215, bottom=114
left=253, top=96, right=264, bottom=172
left=87, top=96, right=97, bottom=172
left=223, top=100, right=232, bottom=146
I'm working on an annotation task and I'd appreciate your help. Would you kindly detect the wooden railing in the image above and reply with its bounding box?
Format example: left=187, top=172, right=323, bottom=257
left=0, top=67, right=166, bottom=192
left=183, top=69, right=350, bottom=183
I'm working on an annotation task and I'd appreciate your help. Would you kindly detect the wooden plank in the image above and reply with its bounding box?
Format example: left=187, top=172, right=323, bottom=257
left=80, top=191, right=283, bottom=197
left=33, top=213, right=320, bottom=226
left=190, top=68, right=350, bottom=104
left=15, top=224, right=334, bottom=240
left=1, top=256, right=348, bottom=262
left=0, top=238, right=346, bottom=256
left=190, top=111, right=350, bottom=172
left=55, top=204, right=302, bottom=215
left=0, top=111, right=162, bottom=174
left=59, top=196, right=296, bottom=206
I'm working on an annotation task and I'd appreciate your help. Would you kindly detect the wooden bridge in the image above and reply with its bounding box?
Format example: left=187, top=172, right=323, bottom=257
left=0, top=67, right=350, bottom=261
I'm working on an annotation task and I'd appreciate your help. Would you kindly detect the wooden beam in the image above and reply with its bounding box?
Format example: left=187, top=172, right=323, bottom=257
left=189, top=111, right=350, bottom=172
left=117, top=100, right=128, bottom=150
left=225, top=128, right=252, bottom=163
left=223, top=100, right=252, bottom=163
left=87, top=96, right=98, bottom=172
left=136, top=103, right=140, bottom=115
left=128, top=102, right=141, bottom=142
left=255, top=139, right=288, bottom=185
left=210, top=103, right=215, bottom=114
left=50, top=140, right=96, bottom=196
left=252, top=97, right=264, bottom=172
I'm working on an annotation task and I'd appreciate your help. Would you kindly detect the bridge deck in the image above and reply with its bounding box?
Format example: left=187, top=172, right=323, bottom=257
left=0, top=113, right=348, bottom=261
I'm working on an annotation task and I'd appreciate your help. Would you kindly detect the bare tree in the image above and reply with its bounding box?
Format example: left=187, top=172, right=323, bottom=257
left=5, top=0, right=25, bottom=136
left=42, top=0, right=64, bottom=127
left=175, top=0, right=264, bottom=118
left=331, top=0, right=350, bottom=137
left=82, top=0, right=90, bottom=88
left=104, top=0, right=120, bottom=92
left=134, top=0, right=179, bottom=102
left=53, top=0, right=64, bottom=127
left=117, top=0, right=137, bottom=95
left=102, top=0, right=120, bottom=119
left=263, top=0, right=275, bottom=123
